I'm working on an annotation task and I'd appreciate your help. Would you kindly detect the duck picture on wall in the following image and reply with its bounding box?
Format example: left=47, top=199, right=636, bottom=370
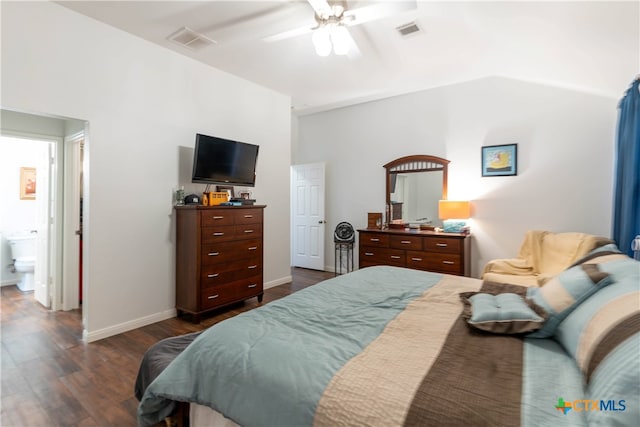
left=481, top=144, right=518, bottom=177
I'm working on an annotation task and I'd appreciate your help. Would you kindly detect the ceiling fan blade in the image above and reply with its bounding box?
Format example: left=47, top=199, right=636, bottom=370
left=263, top=24, right=315, bottom=43
left=344, top=1, right=417, bottom=26
left=307, top=0, right=332, bottom=16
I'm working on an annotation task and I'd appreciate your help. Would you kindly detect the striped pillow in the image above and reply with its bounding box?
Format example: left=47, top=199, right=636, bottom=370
left=526, top=257, right=613, bottom=338
left=553, top=248, right=640, bottom=382
left=587, top=334, right=640, bottom=425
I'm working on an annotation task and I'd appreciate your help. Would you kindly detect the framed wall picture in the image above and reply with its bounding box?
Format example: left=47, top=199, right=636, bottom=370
left=481, top=144, right=518, bottom=177
left=20, top=167, right=36, bottom=200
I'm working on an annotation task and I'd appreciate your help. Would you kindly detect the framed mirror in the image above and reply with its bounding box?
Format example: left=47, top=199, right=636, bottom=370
left=384, top=155, right=449, bottom=227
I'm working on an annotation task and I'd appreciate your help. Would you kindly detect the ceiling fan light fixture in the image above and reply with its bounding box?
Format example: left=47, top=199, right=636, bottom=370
left=312, top=27, right=332, bottom=56
left=331, top=26, right=350, bottom=55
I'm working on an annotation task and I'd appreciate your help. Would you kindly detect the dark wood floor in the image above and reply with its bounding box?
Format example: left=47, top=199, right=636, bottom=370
left=0, top=268, right=334, bottom=427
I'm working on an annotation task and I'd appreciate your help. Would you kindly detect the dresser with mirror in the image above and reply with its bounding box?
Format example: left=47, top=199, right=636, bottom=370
left=358, top=155, right=471, bottom=277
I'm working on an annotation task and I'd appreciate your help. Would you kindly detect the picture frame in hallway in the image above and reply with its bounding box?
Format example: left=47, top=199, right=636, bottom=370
left=19, top=167, right=36, bottom=200
left=481, top=144, right=518, bottom=177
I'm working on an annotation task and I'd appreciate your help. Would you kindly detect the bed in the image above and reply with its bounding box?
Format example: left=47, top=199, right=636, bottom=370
left=137, top=244, right=640, bottom=427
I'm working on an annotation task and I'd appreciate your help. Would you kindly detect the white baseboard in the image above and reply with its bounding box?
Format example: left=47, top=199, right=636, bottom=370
left=264, top=275, right=292, bottom=290
left=83, top=275, right=293, bottom=342
left=83, top=308, right=177, bottom=343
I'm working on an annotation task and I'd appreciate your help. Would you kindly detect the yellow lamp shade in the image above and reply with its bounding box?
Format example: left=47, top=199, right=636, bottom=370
left=438, top=200, right=471, bottom=220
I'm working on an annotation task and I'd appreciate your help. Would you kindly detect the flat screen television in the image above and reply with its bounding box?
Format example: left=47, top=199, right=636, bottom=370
left=191, top=133, right=259, bottom=187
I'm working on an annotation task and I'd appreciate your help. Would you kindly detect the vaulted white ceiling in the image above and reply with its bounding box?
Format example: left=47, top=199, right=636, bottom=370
left=58, top=1, right=639, bottom=114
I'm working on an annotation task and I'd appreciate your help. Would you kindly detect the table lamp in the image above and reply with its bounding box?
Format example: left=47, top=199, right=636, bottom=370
left=438, top=200, right=471, bottom=233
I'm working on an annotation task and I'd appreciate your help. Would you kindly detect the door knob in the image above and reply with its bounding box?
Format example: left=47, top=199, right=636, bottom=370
left=318, top=220, right=326, bottom=224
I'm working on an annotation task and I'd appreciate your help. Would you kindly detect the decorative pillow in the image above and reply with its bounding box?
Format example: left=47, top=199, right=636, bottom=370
left=460, top=292, right=546, bottom=334
left=527, top=253, right=614, bottom=338
left=566, top=242, right=624, bottom=268
left=553, top=250, right=640, bottom=382
left=586, top=334, right=640, bottom=426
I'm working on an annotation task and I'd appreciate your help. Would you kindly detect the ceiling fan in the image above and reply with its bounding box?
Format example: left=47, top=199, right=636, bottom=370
left=263, top=0, right=417, bottom=57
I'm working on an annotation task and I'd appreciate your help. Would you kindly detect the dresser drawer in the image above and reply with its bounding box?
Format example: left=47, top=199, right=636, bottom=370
left=200, top=269, right=238, bottom=288
left=201, top=223, right=263, bottom=243
left=201, top=212, right=235, bottom=227
left=359, top=247, right=405, bottom=266
left=360, top=233, right=389, bottom=247
left=200, top=282, right=242, bottom=309
left=200, top=254, right=262, bottom=286
left=235, top=209, right=263, bottom=225
left=201, top=239, right=262, bottom=266
left=235, top=276, right=263, bottom=300
left=235, top=261, right=262, bottom=280
left=201, top=225, right=236, bottom=243
left=390, top=235, right=423, bottom=251
left=200, top=277, right=263, bottom=310
left=425, top=253, right=463, bottom=274
left=424, top=237, right=461, bottom=254
left=235, top=223, right=262, bottom=238
left=405, top=251, right=431, bottom=271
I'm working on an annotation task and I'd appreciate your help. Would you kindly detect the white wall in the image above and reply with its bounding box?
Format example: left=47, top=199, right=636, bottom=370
left=295, top=77, right=618, bottom=277
left=1, top=1, right=292, bottom=341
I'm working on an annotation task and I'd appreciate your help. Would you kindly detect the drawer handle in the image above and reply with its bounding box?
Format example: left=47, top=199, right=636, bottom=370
left=207, top=273, right=219, bottom=278
left=364, top=252, right=374, bottom=256
left=212, top=216, right=224, bottom=220
left=244, top=215, right=254, bottom=218
left=442, top=260, right=455, bottom=265
left=401, top=240, right=412, bottom=244
left=436, top=243, right=448, bottom=247
left=370, top=238, right=380, bottom=242
left=248, top=246, right=258, bottom=250
left=244, top=230, right=255, bottom=233
left=411, top=257, right=423, bottom=261
left=391, top=255, right=401, bottom=259
left=208, top=252, right=219, bottom=256
left=207, top=294, right=219, bottom=300
left=213, top=232, right=225, bottom=236
left=248, top=265, right=258, bottom=269
left=247, top=284, right=257, bottom=288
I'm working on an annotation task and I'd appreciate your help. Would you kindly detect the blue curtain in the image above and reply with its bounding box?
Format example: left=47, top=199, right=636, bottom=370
left=613, top=78, right=640, bottom=257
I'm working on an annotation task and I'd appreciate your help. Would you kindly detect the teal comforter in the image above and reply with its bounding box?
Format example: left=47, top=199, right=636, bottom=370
left=138, top=266, right=441, bottom=426
left=137, top=263, right=640, bottom=427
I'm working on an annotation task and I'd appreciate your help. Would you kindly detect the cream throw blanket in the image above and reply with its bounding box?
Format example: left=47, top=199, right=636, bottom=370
left=482, top=230, right=612, bottom=287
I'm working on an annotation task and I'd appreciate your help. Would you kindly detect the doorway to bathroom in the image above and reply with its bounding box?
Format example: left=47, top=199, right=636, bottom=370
left=0, top=134, right=56, bottom=307
left=1, top=110, right=86, bottom=314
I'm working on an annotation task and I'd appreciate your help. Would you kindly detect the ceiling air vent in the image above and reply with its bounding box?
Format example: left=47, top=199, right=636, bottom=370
left=396, top=21, right=421, bottom=38
left=168, top=27, right=216, bottom=51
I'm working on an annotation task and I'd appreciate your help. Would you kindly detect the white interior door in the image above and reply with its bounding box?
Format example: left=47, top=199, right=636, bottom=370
left=34, top=141, right=52, bottom=307
left=291, top=163, right=325, bottom=270
left=62, top=134, right=82, bottom=310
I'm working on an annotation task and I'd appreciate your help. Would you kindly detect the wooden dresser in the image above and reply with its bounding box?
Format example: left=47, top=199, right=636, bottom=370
left=175, top=205, right=265, bottom=322
left=358, top=228, right=470, bottom=276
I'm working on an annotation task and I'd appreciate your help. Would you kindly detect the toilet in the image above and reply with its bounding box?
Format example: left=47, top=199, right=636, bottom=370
left=7, top=232, right=36, bottom=292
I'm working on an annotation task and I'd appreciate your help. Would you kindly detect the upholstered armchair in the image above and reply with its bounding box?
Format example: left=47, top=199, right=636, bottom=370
left=481, top=230, right=613, bottom=287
